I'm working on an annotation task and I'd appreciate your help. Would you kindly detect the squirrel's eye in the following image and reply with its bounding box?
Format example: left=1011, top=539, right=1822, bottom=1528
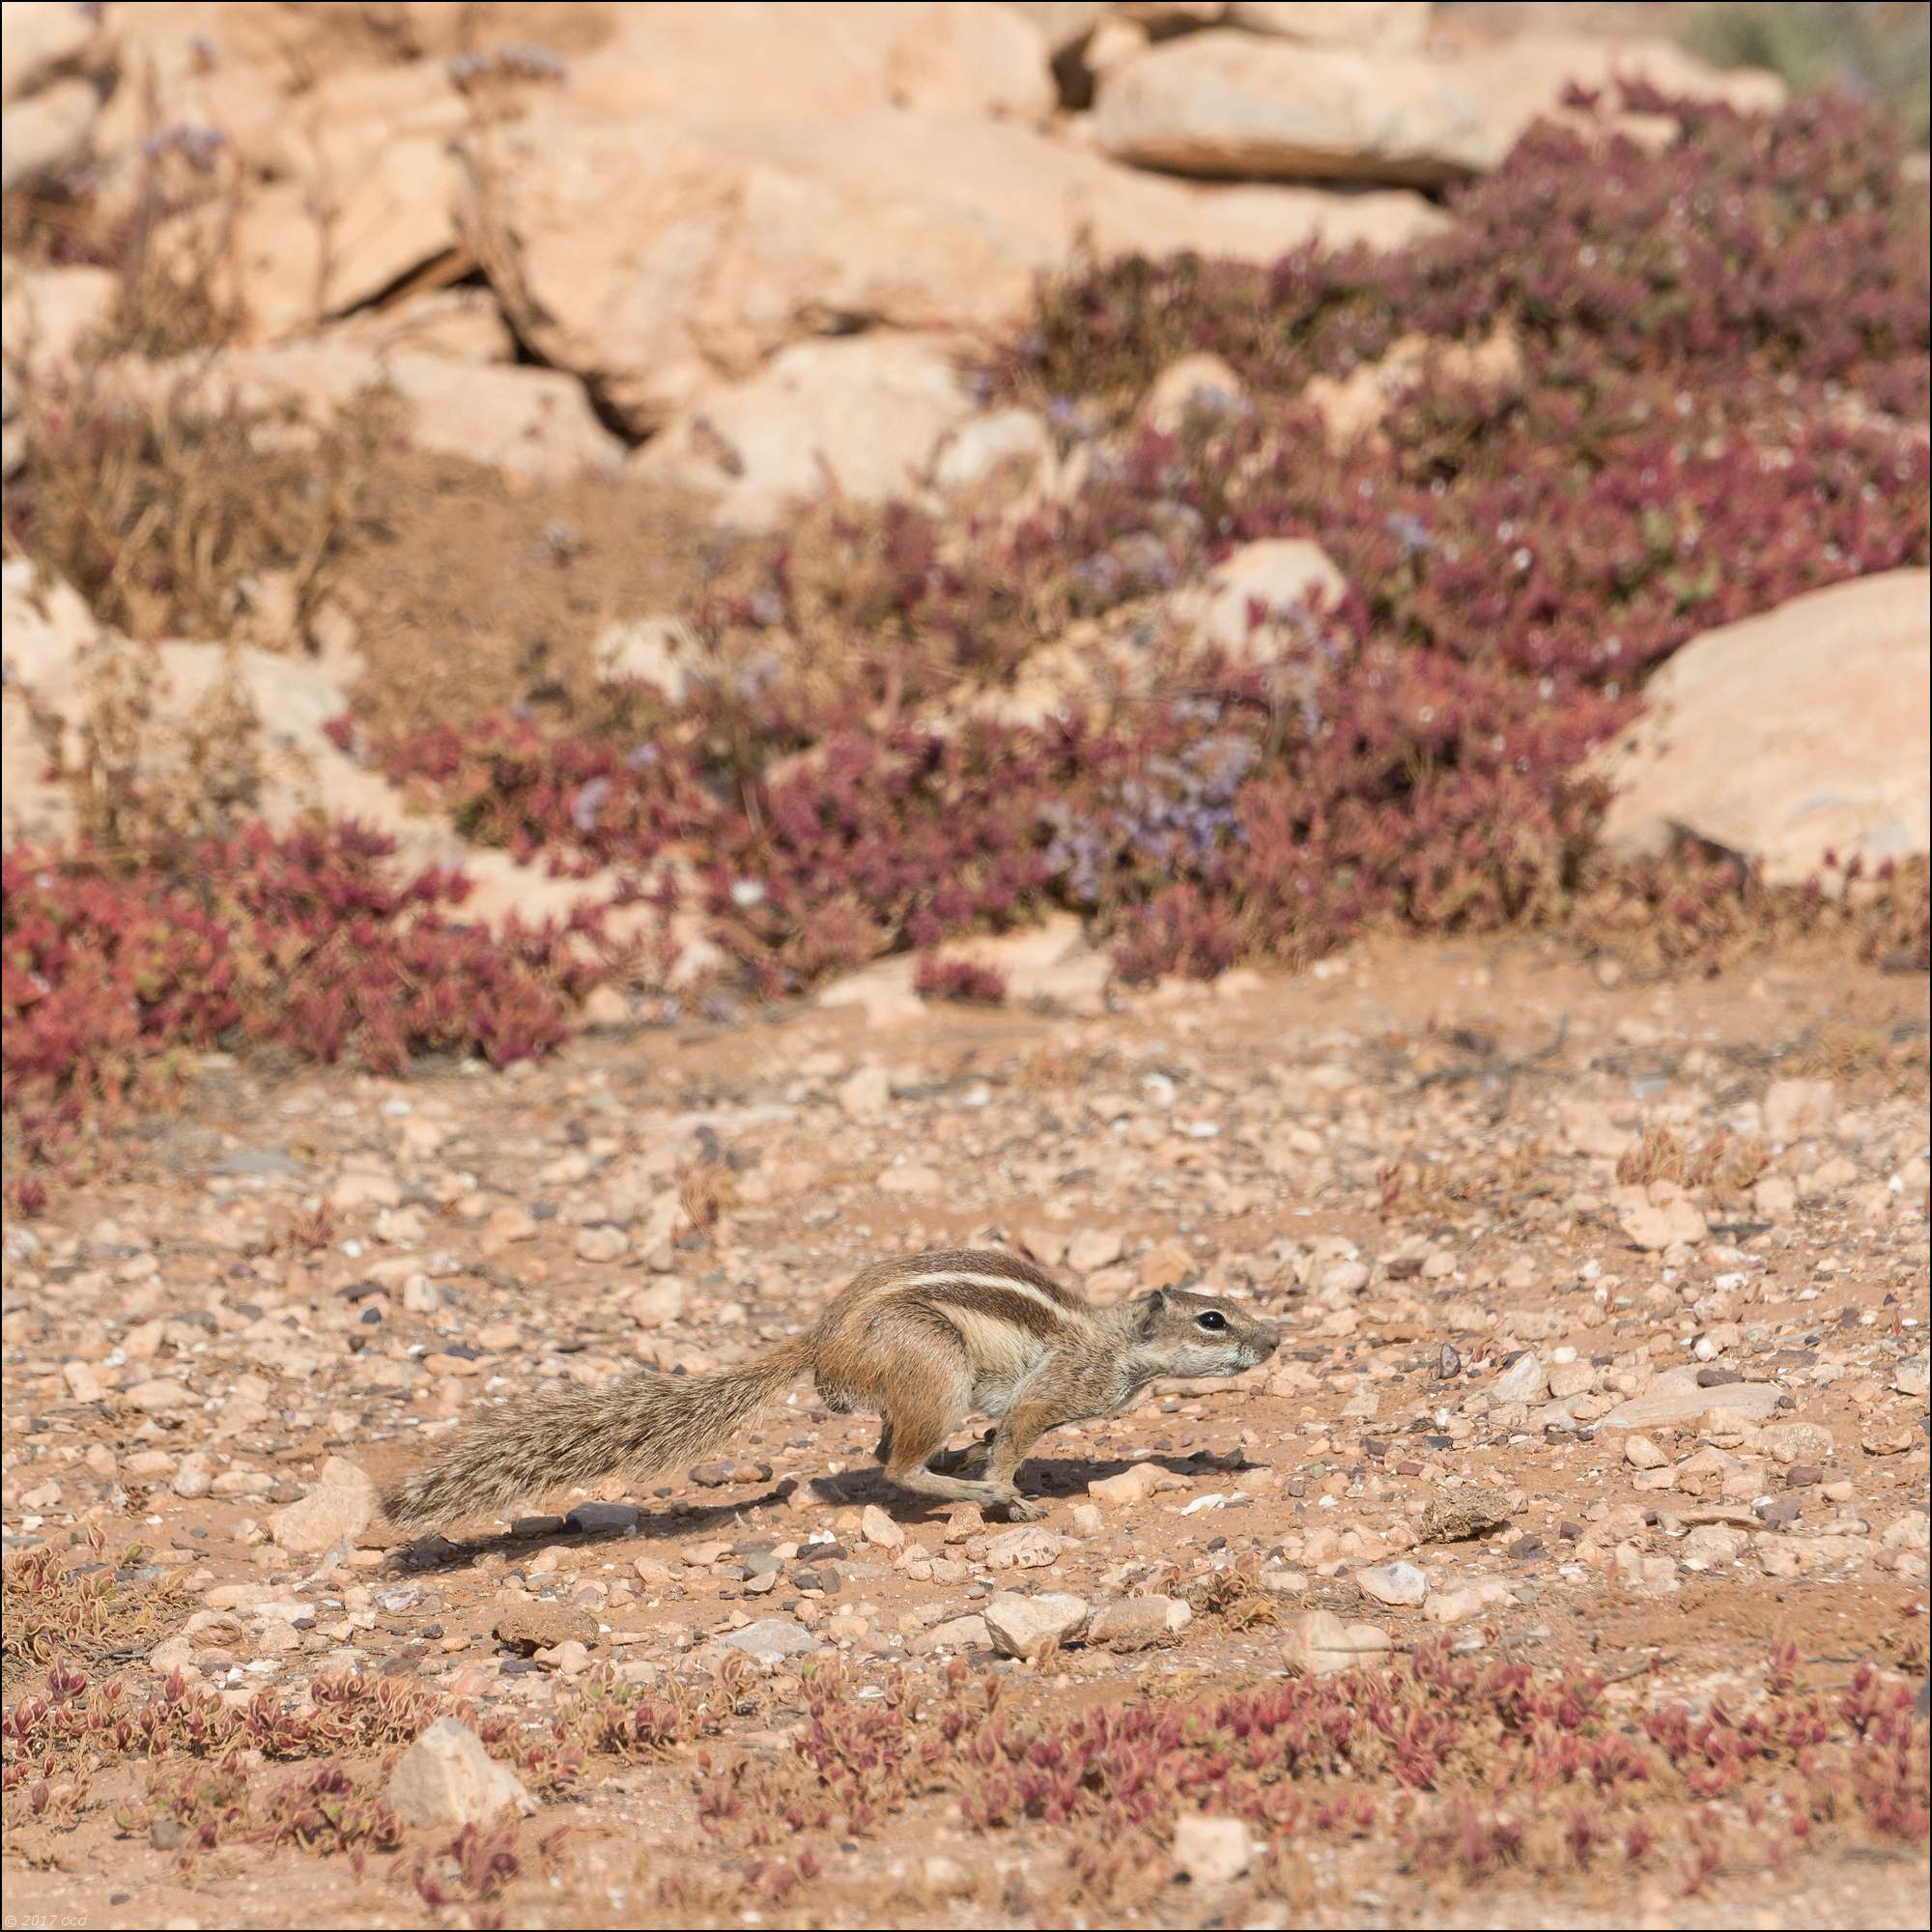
left=1197, top=1311, right=1227, bottom=1330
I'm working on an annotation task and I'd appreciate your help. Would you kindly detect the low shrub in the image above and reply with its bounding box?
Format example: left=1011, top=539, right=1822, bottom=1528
left=2, top=824, right=615, bottom=1191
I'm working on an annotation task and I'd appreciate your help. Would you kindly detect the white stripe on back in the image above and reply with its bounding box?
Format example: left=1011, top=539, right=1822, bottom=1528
left=898, top=1270, right=1075, bottom=1323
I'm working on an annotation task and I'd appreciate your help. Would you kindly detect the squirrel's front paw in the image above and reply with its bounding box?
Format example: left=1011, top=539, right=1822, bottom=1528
left=993, top=1493, right=1045, bottom=1522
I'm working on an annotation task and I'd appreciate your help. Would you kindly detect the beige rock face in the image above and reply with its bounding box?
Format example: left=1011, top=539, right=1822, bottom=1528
left=565, top=2, right=1055, bottom=128
left=1449, top=33, right=1787, bottom=138
left=1226, top=3, right=1431, bottom=50
left=1094, top=30, right=1492, bottom=184
left=2, top=0, right=108, bottom=102
left=221, top=64, right=469, bottom=335
left=1595, top=572, right=1931, bottom=888
left=2, top=263, right=118, bottom=379
left=115, top=343, right=624, bottom=480
left=629, top=333, right=976, bottom=526
left=1, top=75, right=97, bottom=190
left=468, top=104, right=1438, bottom=437
left=1094, top=28, right=1784, bottom=185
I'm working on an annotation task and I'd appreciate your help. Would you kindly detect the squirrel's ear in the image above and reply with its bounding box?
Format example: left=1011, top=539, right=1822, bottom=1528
left=1137, top=1290, right=1167, bottom=1338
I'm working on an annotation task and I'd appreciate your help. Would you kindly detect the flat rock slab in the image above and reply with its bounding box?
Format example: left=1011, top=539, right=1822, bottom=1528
left=713, top=1618, right=822, bottom=1666
left=1599, top=1372, right=1785, bottom=1431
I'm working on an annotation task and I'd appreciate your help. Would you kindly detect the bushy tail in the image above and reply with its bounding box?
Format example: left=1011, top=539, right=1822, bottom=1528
left=381, top=1340, right=813, bottom=1534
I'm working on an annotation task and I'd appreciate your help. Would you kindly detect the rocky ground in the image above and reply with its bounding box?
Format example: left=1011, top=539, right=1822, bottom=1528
left=3, top=4, right=1928, bottom=1925
left=5, top=935, right=1926, bottom=1928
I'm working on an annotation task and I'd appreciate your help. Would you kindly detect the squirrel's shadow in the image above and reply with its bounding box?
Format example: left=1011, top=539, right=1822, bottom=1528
left=393, top=1447, right=1252, bottom=1573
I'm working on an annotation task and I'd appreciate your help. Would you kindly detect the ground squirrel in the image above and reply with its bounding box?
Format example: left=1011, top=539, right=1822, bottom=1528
left=383, top=1246, right=1278, bottom=1532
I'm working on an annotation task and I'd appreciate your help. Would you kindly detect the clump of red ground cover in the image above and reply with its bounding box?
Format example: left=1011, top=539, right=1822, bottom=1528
left=2, top=824, right=616, bottom=1199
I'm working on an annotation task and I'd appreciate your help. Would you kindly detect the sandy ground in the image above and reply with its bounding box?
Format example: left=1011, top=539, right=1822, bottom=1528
left=3, top=934, right=1926, bottom=1928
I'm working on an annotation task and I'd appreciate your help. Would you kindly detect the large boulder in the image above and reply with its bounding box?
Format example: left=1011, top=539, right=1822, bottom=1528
left=1093, top=29, right=1490, bottom=183
left=469, top=103, right=1438, bottom=436
left=563, top=3, right=1055, bottom=128
left=1594, top=571, right=1931, bottom=888
left=630, top=332, right=977, bottom=526
left=1, top=75, right=97, bottom=190
left=220, top=64, right=469, bottom=335
left=225, top=344, right=620, bottom=479
left=2, top=0, right=109, bottom=103
left=1093, top=28, right=1783, bottom=185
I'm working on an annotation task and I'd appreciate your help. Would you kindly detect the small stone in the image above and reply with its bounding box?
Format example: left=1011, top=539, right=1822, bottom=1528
left=1067, top=1227, right=1124, bottom=1272
left=713, top=1618, right=822, bottom=1667
left=580, top=984, right=630, bottom=1029
left=574, top=1224, right=629, bottom=1264
left=1422, top=1579, right=1514, bottom=1624
left=1599, top=1372, right=1783, bottom=1431
left=1354, top=1561, right=1427, bottom=1607
left=1020, top=1227, right=1068, bottom=1268
left=1173, top=1811, right=1254, bottom=1886
left=911, top=1613, right=991, bottom=1655
left=1624, top=1435, right=1667, bottom=1471
left=564, top=1502, right=640, bottom=1535
left=631, top=1279, right=687, bottom=1327
left=385, top=1719, right=535, bottom=1829
left=1757, top=1422, right=1833, bottom=1467
left=1619, top=1197, right=1708, bottom=1252
left=860, top=1504, right=905, bottom=1550
left=1088, top=1595, right=1193, bottom=1651
left=1434, top=1344, right=1461, bottom=1380
left=493, top=1603, right=596, bottom=1657
left=1680, top=1524, right=1746, bottom=1567
left=62, top=1360, right=104, bottom=1403
left=982, top=1525, right=1065, bottom=1571
left=1320, top=1259, right=1371, bottom=1294
left=837, top=1065, right=891, bottom=1119
left=1762, top=1078, right=1835, bottom=1142
left=122, top=1378, right=194, bottom=1412
left=1420, top=1488, right=1513, bottom=1544
left=268, top=1485, right=374, bottom=1555
left=1280, top=1608, right=1391, bottom=1677
left=1089, top=1463, right=1163, bottom=1505
left=983, top=1590, right=1091, bottom=1660
left=1489, top=1352, right=1547, bottom=1405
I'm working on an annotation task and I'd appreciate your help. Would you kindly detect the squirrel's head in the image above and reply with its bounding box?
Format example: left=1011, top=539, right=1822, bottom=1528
left=1128, top=1288, right=1278, bottom=1378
